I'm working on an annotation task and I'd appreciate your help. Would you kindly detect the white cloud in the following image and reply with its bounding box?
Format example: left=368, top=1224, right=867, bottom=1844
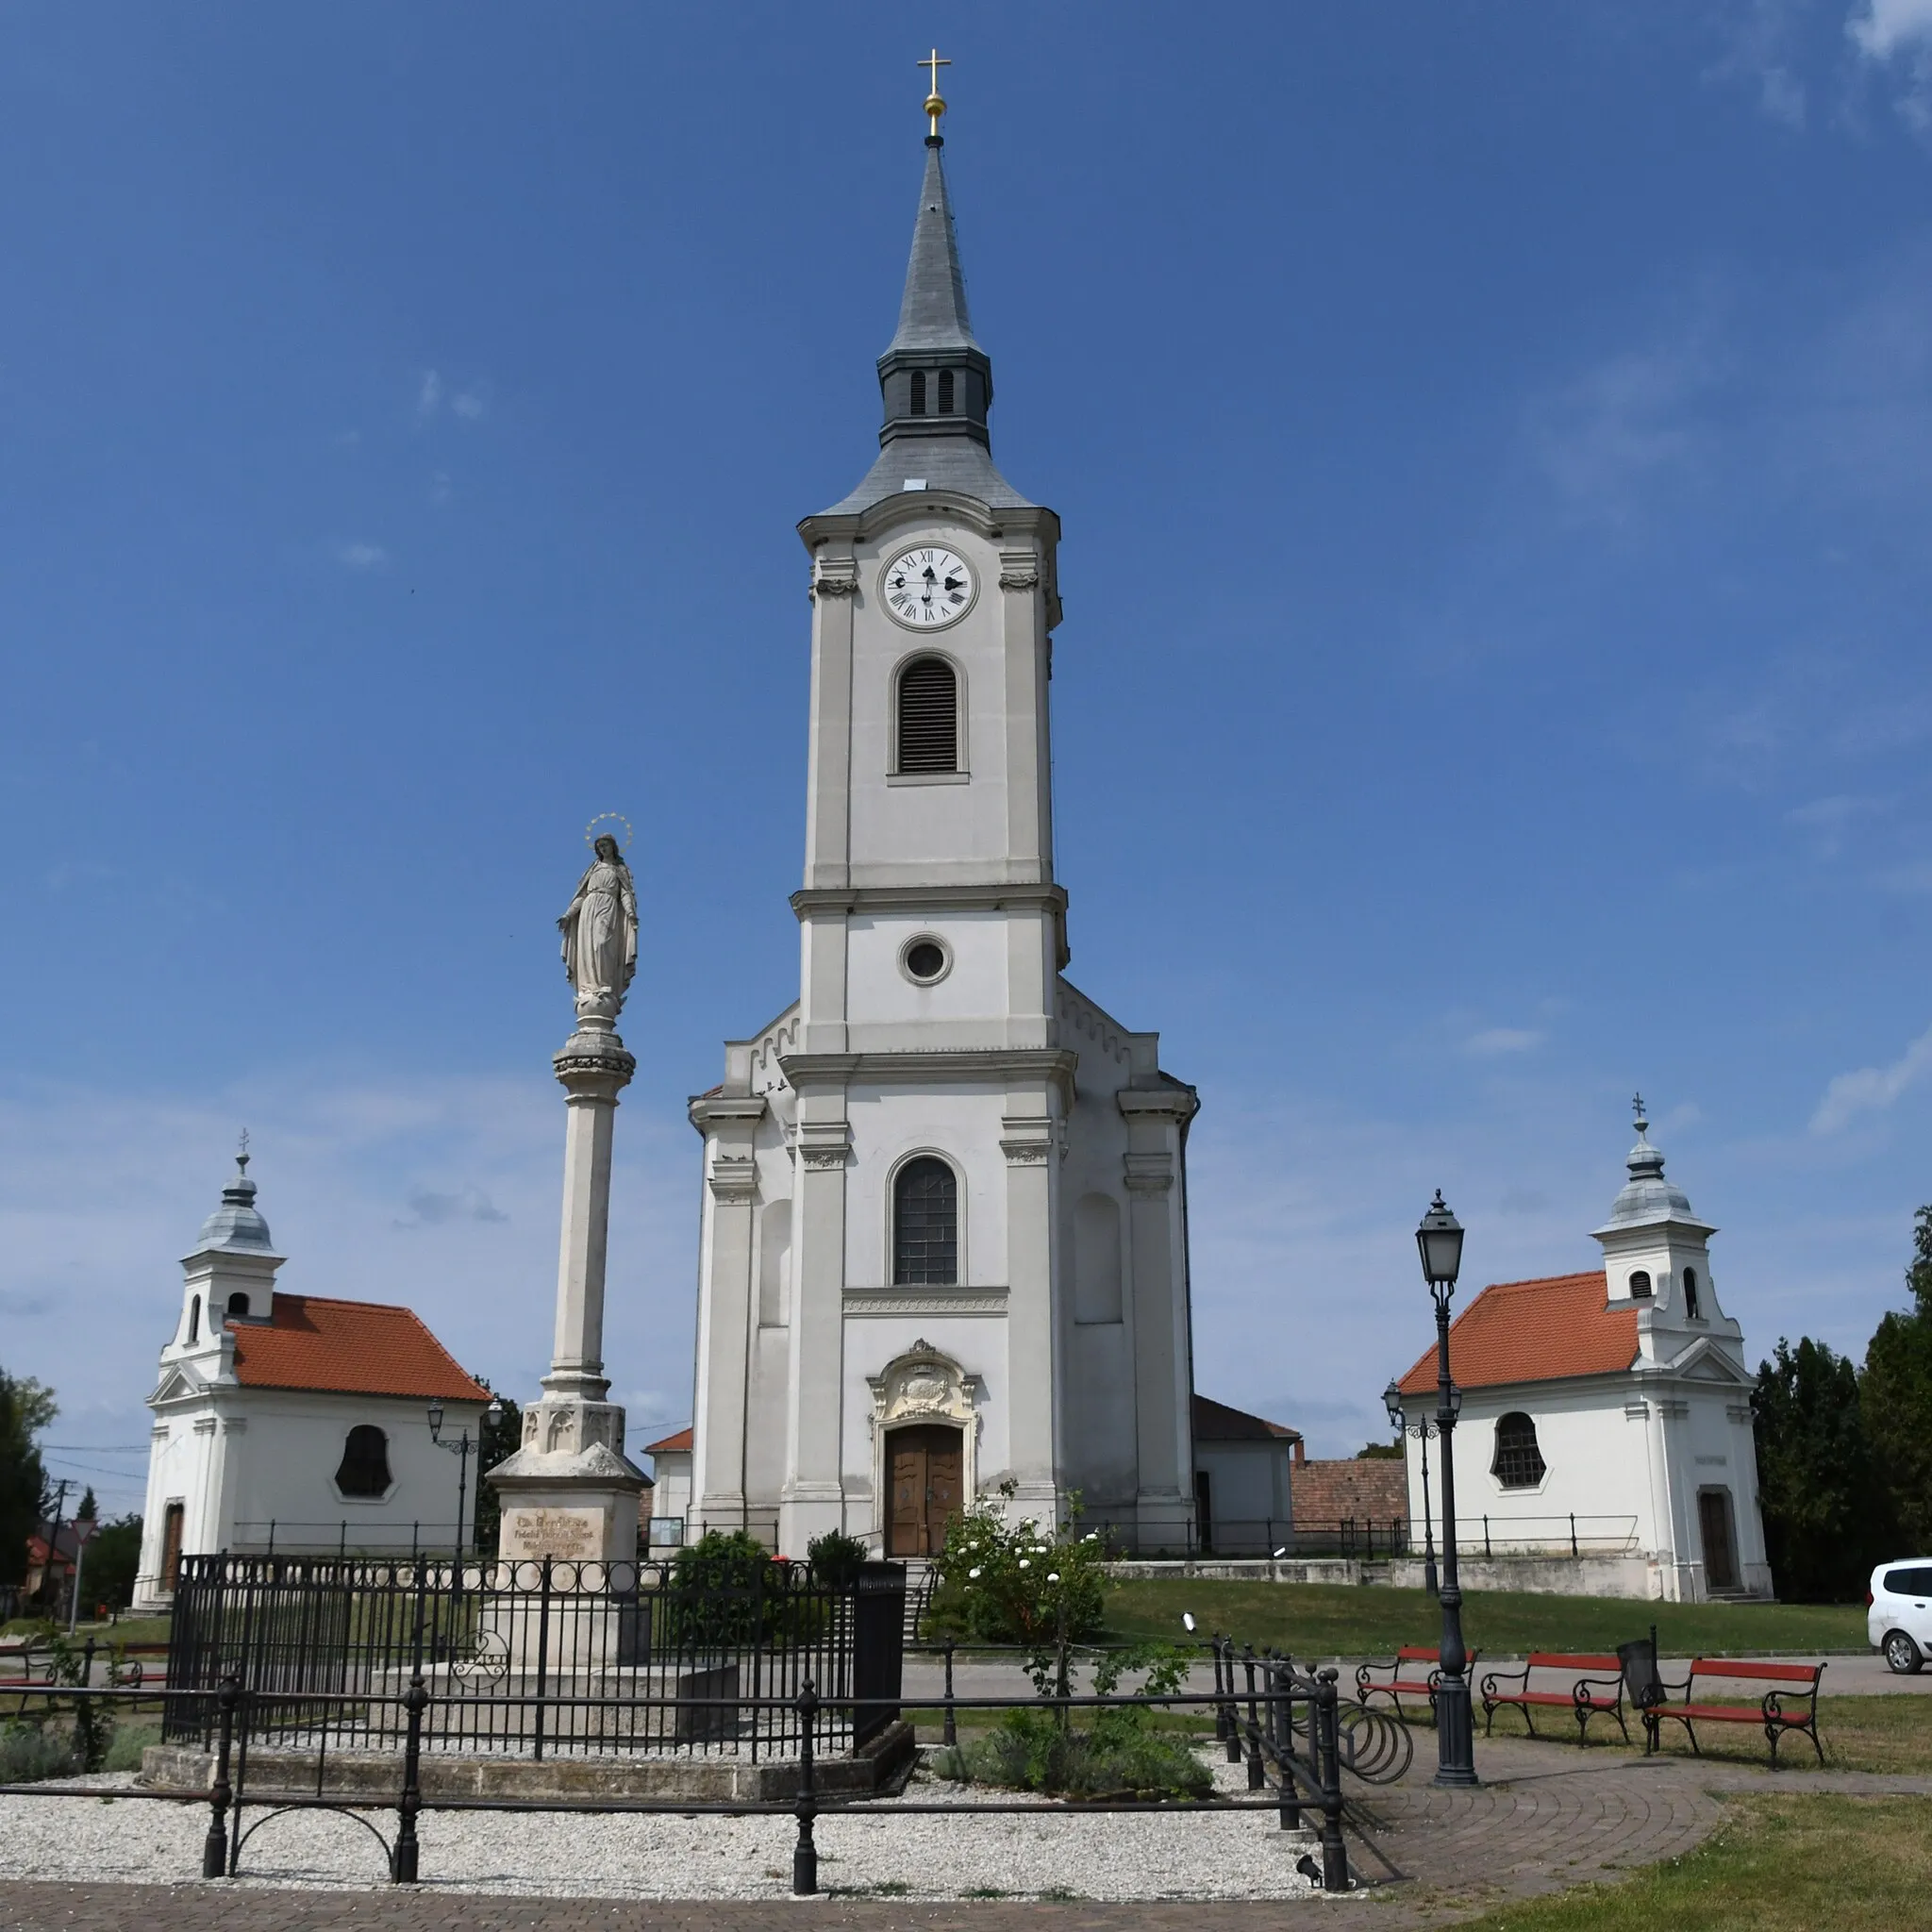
left=1786, top=792, right=1887, bottom=858
left=1850, top=0, right=1932, bottom=58
left=451, top=388, right=487, bottom=422
left=394, top=1184, right=508, bottom=1228
left=1464, top=1027, right=1545, bottom=1057
left=1709, top=1, right=1809, bottom=128
left=417, top=370, right=443, bottom=418
left=336, top=541, right=387, bottom=572
left=1874, top=858, right=1932, bottom=892
left=1810, top=1020, right=1932, bottom=1131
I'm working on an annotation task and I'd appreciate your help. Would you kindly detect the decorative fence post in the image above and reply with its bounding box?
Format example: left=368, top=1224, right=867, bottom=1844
left=393, top=1568, right=429, bottom=1884
left=201, top=1674, right=239, bottom=1879
left=1269, top=1654, right=1301, bottom=1831
left=1241, top=1647, right=1264, bottom=1790
left=791, top=1680, right=820, bottom=1896
left=1315, top=1669, right=1349, bottom=1893
left=942, top=1638, right=957, bottom=1748
left=1218, top=1638, right=1241, bottom=1763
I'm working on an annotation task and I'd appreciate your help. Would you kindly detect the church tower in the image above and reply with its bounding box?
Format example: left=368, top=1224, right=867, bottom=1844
left=687, top=75, right=1198, bottom=1557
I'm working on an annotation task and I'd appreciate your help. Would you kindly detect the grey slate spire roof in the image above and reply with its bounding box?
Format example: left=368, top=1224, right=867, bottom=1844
left=889, top=142, right=982, bottom=355
left=820, top=132, right=1034, bottom=518
left=1591, top=1096, right=1713, bottom=1238
left=190, top=1144, right=281, bottom=1257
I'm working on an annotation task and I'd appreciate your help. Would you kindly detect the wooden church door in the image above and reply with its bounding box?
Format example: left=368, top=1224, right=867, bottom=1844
left=888, top=1424, right=962, bottom=1557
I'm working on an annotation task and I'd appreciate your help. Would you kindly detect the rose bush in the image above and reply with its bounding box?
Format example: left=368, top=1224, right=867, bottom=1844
left=924, top=1484, right=1108, bottom=1645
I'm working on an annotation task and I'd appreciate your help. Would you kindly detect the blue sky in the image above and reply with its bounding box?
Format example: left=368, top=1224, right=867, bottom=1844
left=6, top=4, right=1932, bottom=1513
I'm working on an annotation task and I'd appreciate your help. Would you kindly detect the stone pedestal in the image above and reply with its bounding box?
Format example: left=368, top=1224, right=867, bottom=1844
left=487, top=1015, right=648, bottom=1563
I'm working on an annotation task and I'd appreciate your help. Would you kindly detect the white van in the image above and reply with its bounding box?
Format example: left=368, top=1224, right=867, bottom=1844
left=1868, top=1560, right=1932, bottom=1674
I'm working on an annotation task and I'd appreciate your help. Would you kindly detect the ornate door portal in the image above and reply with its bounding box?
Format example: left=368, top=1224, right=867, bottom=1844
left=889, top=1424, right=962, bottom=1557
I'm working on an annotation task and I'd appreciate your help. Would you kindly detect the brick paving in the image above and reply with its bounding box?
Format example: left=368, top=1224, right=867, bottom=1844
left=1, top=1741, right=1926, bottom=1931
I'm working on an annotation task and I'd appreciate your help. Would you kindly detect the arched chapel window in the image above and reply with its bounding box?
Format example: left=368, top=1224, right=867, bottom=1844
left=1628, top=1271, right=1652, bottom=1299
left=893, top=1157, right=958, bottom=1285
left=938, top=369, right=955, bottom=414
left=1491, top=1412, right=1547, bottom=1490
left=226, top=1291, right=250, bottom=1318
left=910, top=370, right=926, bottom=416
left=896, top=657, right=958, bottom=774
left=335, top=1424, right=392, bottom=1499
left=187, top=1295, right=200, bottom=1344
left=1683, top=1267, right=1701, bottom=1319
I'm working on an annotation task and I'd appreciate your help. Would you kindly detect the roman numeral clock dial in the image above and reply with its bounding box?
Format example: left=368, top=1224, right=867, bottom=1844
left=880, top=546, right=975, bottom=628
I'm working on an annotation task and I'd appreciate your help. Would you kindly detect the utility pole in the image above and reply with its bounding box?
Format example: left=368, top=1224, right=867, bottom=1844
left=41, top=1479, right=71, bottom=1614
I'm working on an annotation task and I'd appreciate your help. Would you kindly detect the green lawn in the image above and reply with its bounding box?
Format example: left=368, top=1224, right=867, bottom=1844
left=1456, top=1794, right=1931, bottom=1931
left=1102, top=1579, right=1868, bottom=1658
left=2, top=1616, right=171, bottom=1648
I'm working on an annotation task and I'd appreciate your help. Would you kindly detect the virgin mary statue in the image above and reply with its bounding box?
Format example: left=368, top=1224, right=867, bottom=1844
left=558, top=835, right=639, bottom=1021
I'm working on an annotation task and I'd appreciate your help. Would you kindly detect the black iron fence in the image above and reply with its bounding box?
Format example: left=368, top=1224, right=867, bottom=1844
left=164, top=1553, right=905, bottom=1760
left=1085, top=1517, right=1411, bottom=1559
left=0, top=1636, right=1403, bottom=1896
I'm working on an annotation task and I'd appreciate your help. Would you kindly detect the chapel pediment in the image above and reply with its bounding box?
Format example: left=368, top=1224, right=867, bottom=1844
left=149, top=1364, right=205, bottom=1406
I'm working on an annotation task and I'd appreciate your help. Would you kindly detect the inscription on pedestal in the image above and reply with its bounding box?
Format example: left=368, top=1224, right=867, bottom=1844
left=500, top=1506, right=605, bottom=1561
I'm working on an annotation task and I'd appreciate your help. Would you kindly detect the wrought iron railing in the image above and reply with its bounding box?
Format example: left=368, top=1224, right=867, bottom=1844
left=163, top=1554, right=905, bottom=1760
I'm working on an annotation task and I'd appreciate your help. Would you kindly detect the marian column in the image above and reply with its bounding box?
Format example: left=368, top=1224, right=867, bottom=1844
left=487, top=829, right=650, bottom=1563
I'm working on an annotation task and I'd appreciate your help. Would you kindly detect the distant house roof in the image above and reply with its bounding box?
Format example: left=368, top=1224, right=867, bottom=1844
left=1291, top=1457, right=1407, bottom=1524
left=644, top=1426, right=693, bottom=1455
left=231, top=1294, right=491, bottom=1404
left=1191, top=1393, right=1301, bottom=1444
left=1395, top=1272, right=1639, bottom=1397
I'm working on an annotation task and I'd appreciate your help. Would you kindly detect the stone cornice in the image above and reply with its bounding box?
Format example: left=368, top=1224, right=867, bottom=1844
left=791, top=882, right=1068, bottom=922
left=798, top=496, right=1060, bottom=553
left=844, top=1286, right=1009, bottom=1316
left=781, top=1047, right=1076, bottom=1105
left=1118, top=1084, right=1201, bottom=1125
left=689, top=1093, right=768, bottom=1131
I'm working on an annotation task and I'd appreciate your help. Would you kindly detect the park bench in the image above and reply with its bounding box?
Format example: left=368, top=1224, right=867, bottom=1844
left=1645, top=1657, right=1826, bottom=1768
left=1479, top=1653, right=1629, bottom=1743
left=1355, top=1645, right=1479, bottom=1723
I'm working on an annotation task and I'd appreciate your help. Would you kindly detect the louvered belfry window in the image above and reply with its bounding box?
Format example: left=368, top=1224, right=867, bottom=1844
left=897, top=657, right=958, bottom=773
left=1491, top=1412, right=1547, bottom=1490
left=910, top=370, right=926, bottom=416
left=938, top=368, right=955, bottom=414
left=894, top=1157, right=958, bottom=1284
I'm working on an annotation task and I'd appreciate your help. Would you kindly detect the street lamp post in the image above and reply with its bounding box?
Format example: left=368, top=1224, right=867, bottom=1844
left=428, top=1397, right=503, bottom=1558
left=1416, top=1190, right=1477, bottom=1788
left=1382, top=1379, right=1440, bottom=1598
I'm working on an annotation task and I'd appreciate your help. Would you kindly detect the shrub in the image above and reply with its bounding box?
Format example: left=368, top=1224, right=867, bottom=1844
left=103, top=1721, right=161, bottom=1774
left=934, top=1644, right=1209, bottom=1799
left=925, top=1489, right=1108, bottom=1646
left=664, top=1531, right=778, bottom=1651
left=805, top=1529, right=869, bottom=1590
left=0, top=1723, right=79, bottom=1784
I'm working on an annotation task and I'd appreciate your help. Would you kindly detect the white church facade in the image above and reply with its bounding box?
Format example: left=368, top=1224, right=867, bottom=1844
left=1392, top=1108, right=1772, bottom=1602
left=684, top=113, right=1208, bottom=1559
left=132, top=1155, right=492, bottom=1608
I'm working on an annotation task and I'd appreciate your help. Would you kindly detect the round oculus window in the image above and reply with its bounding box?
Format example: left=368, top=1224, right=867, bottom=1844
left=904, top=939, right=948, bottom=984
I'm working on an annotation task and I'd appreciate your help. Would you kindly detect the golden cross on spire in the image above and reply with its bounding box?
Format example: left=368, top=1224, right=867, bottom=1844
left=920, top=47, right=951, bottom=139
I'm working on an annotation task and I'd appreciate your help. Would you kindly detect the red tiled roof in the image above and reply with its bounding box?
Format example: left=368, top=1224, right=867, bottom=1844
left=1395, top=1272, right=1637, bottom=1395
left=1291, top=1458, right=1407, bottom=1524
left=644, top=1426, right=693, bottom=1454
left=231, top=1294, right=491, bottom=1403
left=1191, top=1393, right=1301, bottom=1443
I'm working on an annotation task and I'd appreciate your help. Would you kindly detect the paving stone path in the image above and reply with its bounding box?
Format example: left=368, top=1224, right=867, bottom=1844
left=1, top=1741, right=1926, bottom=1930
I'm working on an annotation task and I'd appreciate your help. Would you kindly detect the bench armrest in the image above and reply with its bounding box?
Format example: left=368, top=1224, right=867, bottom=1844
left=1479, top=1662, right=1528, bottom=1698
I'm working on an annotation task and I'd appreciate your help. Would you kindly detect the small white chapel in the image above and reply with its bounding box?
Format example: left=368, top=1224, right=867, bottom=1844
left=132, top=1151, right=491, bottom=1608
left=682, top=100, right=1209, bottom=1559
left=1392, top=1104, right=1772, bottom=1603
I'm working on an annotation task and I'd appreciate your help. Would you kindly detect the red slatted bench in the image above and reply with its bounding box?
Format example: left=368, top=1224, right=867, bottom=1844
left=1355, top=1645, right=1479, bottom=1722
left=1647, top=1658, right=1826, bottom=1768
left=1480, top=1652, right=1629, bottom=1743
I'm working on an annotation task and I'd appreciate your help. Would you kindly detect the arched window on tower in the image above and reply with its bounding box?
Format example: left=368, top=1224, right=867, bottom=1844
left=335, top=1425, right=392, bottom=1499
left=187, top=1295, right=200, bottom=1344
left=896, top=657, right=958, bottom=774
left=1491, top=1412, right=1547, bottom=1490
left=909, top=370, right=926, bottom=416
left=893, top=1158, right=958, bottom=1285
left=226, top=1291, right=250, bottom=1319
left=938, top=369, right=955, bottom=414
left=1628, top=1270, right=1653, bottom=1299
left=1683, top=1266, right=1702, bottom=1319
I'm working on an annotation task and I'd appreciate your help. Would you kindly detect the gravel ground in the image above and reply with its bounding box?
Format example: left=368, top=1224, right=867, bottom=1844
left=0, top=1757, right=1329, bottom=1901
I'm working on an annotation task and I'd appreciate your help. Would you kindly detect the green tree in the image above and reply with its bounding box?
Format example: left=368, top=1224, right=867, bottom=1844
left=1752, top=1338, right=1895, bottom=1601
left=1861, top=1204, right=1932, bottom=1553
left=1355, top=1441, right=1403, bottom=1459
left=471, top=1384, right=521, bottom=1554
left=79, top=1515, right=144, bottom=1615
left=0, top=1370, right=57, bottom=1590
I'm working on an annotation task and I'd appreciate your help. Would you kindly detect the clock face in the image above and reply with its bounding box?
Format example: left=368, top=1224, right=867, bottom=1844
left=881, top=546, right=975, bottom=628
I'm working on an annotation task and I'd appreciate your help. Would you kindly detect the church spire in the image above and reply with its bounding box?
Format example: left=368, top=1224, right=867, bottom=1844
left=874, top=54, right=991, bottom=456
left=818, top=60, right=1033, bottom=516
